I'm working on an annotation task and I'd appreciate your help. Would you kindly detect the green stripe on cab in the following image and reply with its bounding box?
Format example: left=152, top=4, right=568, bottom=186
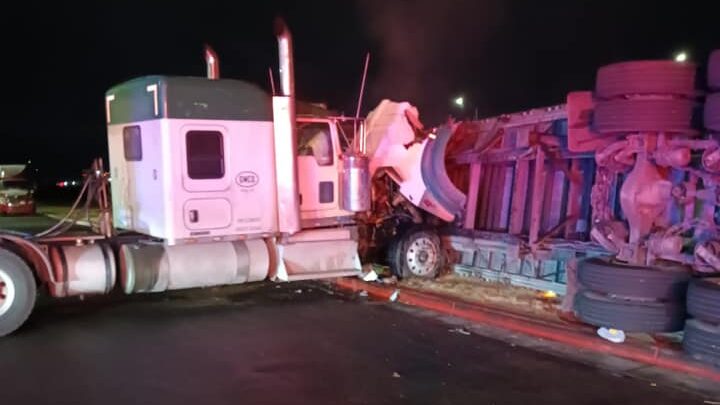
left=106, top=76, right=273, bottom=124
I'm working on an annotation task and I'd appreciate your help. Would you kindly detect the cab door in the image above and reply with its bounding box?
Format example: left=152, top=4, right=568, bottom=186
left=296, top=119, right=340, bottom=219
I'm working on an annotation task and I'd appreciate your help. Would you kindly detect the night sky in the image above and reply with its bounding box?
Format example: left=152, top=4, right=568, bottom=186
left=3, top=1, right=717, bottom=181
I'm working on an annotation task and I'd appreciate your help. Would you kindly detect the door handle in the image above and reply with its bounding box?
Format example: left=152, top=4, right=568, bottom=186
left=189, top=209, right=199, bottom=223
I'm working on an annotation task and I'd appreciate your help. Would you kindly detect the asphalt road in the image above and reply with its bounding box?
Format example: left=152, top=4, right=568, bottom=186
left=0, top=283, right=707, bottom=405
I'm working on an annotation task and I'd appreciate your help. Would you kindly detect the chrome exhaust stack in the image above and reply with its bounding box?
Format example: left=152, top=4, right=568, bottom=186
left=274, top=19, right=295, bottom=97
left=204, top=45, right=220, bottom=79
left=272, top=18, right=301, bottom=234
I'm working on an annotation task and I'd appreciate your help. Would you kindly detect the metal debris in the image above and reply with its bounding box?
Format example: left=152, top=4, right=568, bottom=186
left=361, top=269, right=379, bottom=282
left=381, top=275, right=399, bottom=285
left=389, top=290, right=399, bottom=302
left=359, top=290, right=369, bottom=297
left=597, top=327, right=626, bottom=343
left=294, top=289, right=303, bottom=294
left=448, top=328, right=471, bottom=336
left=392, top=372, right=401, bottom=378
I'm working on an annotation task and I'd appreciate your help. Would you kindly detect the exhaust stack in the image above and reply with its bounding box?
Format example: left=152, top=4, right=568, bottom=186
left=274, top=19, right=295, bottom=97
left=204, top=45, right=220, bottom=80
left=272, top=18, right=301, bottom=234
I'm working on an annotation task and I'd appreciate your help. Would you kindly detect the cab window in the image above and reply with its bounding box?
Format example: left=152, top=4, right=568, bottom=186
left=297, top=122, right=333, bottom=166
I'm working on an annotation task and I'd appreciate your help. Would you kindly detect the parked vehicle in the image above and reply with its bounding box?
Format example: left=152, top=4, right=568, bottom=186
left=0, top=165, right=36, bottom=216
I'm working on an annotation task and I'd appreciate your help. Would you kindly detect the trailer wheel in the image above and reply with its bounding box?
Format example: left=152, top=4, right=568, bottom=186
left=578, top=257, right=691, bottom=301
left=682, top=319, right=720, bottom=368
left=575, top=290, right=685, bottom=333
left=705, top=93, right=720, bottom=133
left=595, top=60, right=696, bottom=99
left=0, top=249, right=36, bottom=337
left=709, top=50, right=720, bottom=90
left=687, top=277, right=720, bottom=325
left=593, top=98, right=694, bottom=135
left=389, top=228, right=443, bottom=279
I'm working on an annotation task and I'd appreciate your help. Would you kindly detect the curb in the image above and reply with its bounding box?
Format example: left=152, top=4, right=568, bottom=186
left=332, top=277, right=720, bottom=383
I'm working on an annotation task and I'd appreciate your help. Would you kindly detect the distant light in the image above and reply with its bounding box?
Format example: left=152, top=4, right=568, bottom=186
left=27, top=160, right=31, bottom=164
left=63, top=181, right=68, bottom=187
left=71, top=181, right=77, bottom=186
left=454, top=96, right=464, bottom=107
left=674, top=51, right=688, bottom=63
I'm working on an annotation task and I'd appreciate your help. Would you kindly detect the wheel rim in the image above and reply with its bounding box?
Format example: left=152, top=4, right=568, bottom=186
left=0, top=269, right=16, bottom=317
left=405, top=237, right=439, bottom=276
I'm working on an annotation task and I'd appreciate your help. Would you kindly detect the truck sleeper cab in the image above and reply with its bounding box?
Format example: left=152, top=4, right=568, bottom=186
left=104, top=75, right=362, bottom=292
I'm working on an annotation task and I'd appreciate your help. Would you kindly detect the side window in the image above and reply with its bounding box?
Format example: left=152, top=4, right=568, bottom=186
left=186, top=130, right=225, bottom=179
left=123, top=126, right=142, bottom=161
left=297, top=122, right=333, bottom=166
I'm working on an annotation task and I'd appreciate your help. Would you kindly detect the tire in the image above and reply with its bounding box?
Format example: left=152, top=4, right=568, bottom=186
left=389, top=227, right=443, bottom=279
left=593, top=98, right=694, bottom=134
left=595, top=60, right=696, bottom=99
left=682, top=319, right=720, bottom=368
left=709, top=50, right=720, bottom=90
left=578, top=257, right=691, bottom=300
left=705, top=93, right=720, bottom=133
left=575, top=290, right=685, bottom=332
left=687, top=277, right=720, bottom=325
left=0, top=248, right=37, bottom=337
left=386, top=237, right=403, bottom=278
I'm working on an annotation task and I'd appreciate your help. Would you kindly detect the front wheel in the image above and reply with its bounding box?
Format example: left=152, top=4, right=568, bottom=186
left=389, top=228, right=443, bottom=279
left=0, top=249, right=36, bottom=337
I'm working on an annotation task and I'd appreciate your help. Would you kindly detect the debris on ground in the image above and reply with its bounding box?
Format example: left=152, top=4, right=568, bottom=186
left=537, top=290, right=559, bottom=301
left=448, top=328, right=471, bottom=336
left=359, top=290, right=369, bottom=297
left=381, top=275, right=399, bottom=285
left=392, top=372, right=401, bottom=378
left=400, top=274, right=562, bottom=322
left=361, top=269, right=379, bottom=282
left=294, top=289, right=303, bottom=294
left=389, top=290, right=399, bottom=302
left=597, top=327, right=626, bottom=343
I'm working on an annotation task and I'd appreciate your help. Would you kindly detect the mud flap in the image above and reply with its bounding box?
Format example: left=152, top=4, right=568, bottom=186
left=272, top=228, right=362, bottom=281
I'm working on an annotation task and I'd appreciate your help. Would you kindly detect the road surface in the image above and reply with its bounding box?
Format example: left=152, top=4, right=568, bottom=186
left=0, top=282, right=707, bottom=405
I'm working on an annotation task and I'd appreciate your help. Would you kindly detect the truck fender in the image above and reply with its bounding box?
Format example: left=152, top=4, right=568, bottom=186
left=0, top=234, right=55, bottom=291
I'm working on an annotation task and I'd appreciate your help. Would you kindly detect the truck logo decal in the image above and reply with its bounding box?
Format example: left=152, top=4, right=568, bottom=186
left=236, top=171, right=259, bottom=188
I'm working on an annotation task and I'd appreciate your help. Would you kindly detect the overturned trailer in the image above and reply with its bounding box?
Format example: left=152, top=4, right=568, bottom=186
left=431, top=54, right=720, bottom=364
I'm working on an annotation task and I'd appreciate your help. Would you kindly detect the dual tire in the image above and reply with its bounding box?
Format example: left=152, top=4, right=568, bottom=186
left=705, top=50, right=720, bottom=133
left=593, top=60, right=697, bottom=136
left=683, top=278, right=720, bottom=367
left=575, top=257, right=690, bottom=333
